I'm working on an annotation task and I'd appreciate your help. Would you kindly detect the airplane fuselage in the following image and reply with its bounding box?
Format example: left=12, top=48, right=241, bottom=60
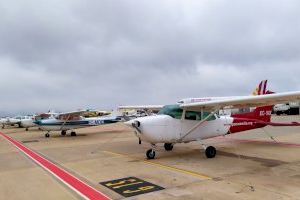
left=129, top=115, right=232, bottom=144
left=35, top=116, right=120, bottom=131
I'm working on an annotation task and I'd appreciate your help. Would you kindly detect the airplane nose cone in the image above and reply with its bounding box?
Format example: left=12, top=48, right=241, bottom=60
left=124, top=120, right=141, bottom=128
left=33, top=120, right=41, bottom=125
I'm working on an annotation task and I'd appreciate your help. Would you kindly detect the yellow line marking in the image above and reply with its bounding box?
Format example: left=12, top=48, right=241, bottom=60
left=102, top=151, right=212, bottom=180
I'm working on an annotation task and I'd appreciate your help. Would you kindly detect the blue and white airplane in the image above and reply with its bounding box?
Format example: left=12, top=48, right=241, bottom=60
left=34, top=110, right=122, bottom=137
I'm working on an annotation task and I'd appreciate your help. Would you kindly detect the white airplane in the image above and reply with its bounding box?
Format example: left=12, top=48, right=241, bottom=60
left=34, top=110, right=121, bottom=137
left=125, top=85, right=300, bottom=159
left=19, top=116, right=36, bottom=131
left=0, top=117, right=9, bottom=128
left=0, top=116, right=22, bottom=128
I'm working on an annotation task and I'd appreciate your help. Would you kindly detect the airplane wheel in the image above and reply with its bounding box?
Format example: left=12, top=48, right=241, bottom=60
left=138, top=138, right=141, bottom=144
left=146, top=149, right=156, bottom=159
left=205, top=146, right=216, bottom=158
left=164, top=143, right=173, bottom=151
left=45, top=133, right=50, bottom=138
left=25, top=128, right=29, bottom=131
left=71, top=132, right=77, bottom=137
left=61, top=130, right=66, bottom=136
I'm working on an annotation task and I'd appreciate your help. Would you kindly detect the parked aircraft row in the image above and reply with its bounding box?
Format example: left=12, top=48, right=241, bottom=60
left=2, top=80, right=300, bottom=160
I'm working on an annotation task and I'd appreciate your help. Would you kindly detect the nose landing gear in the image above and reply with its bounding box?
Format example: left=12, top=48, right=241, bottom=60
left=146, top=144, right=156, bottom=159
left=146, top=149, right=156, bottom=159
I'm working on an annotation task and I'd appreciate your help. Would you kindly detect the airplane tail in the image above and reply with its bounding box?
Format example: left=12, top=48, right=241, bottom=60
left=252, top=80, right=268, bottom=96
left=229, top=106, right=273, bottom=133
left=229, top=80, right=275, bottom=133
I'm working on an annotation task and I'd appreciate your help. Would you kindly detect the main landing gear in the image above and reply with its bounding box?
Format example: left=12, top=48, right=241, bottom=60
left=164, top=143, right=173, bottom=151
left=204, top=146, right=217, bottom=158
left=45, top=132, right=50, bottom=138
left=45, top=131, right=77, bottom=138
left=70, top=131, right=77, bottom=137
left=145, top=144, right=217, bottom=159
left=61, top=130, right=66, bottom=136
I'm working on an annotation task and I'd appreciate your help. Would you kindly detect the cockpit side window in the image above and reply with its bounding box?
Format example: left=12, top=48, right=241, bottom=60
left=185, top=111, right=216, bottom=121
left=168, top=108, right=183, bottom=119
left=202, top=112, right=216, bottom=121
left=185, top=111, right=201, bottom=120
left=158, top=105, right=183, bottom=119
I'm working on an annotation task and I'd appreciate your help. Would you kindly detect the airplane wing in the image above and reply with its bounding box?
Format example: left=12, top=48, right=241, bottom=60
left=180, top=91, right=300, bottom=112
left=56, top=110, right=89, bottom=120
left=118, top=105, right=164, bottom=112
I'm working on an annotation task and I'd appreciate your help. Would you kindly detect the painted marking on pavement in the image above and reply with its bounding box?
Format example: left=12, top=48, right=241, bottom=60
left=0, top=131, right=110, bottom=200
left=103, top=151, right=212, bottom=180
left=216, top=137, right=300, bottom=147
left=100, top=177, right=164, bottom=197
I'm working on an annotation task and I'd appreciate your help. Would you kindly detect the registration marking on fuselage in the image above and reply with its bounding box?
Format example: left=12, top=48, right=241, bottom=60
left=0, top=131, right=110, bottom=200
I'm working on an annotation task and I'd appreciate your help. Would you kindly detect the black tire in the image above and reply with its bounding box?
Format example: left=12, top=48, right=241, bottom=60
left=146, top=149, right=156, bottom=159
left=45, top=133, right=50, bottom=138
left=164, top=143, right=173, bottom=151
left=25, top=128, right=29, bottom=131
left=71, top=132, right=77, bottom=137
left=138, top=138, right=141, bottom=144
left=61, top=130, right=66, bottom=136
left=205, top=146, right=216, bottom=158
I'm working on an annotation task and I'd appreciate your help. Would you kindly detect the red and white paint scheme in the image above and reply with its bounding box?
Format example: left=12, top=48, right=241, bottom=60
left=125, top=82, right=300, bottom=159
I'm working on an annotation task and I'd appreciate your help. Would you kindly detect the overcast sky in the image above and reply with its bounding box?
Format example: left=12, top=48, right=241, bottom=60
left=1, top=0, right=300, bottom=116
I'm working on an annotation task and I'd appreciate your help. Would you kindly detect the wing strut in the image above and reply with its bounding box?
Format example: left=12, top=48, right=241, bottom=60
left=60, top=114, right=71, bottom=131
left=178, top=109, right=219, bottom=142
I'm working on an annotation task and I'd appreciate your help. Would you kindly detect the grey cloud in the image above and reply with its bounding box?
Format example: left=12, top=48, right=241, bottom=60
left=1, top=0, right=300, bottom=115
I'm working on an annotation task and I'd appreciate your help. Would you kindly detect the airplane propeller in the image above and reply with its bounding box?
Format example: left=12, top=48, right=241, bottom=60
left=132, top=120, right=142, bottom=144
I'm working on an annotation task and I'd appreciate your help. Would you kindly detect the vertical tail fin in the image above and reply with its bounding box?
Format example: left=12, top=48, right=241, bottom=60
left=252, top=80, right=268, bottom=96
left=229, top=80, right=275, bottom=133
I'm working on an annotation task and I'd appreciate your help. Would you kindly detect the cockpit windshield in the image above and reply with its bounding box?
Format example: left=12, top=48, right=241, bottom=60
left=158, top=104, right=216, bottom=121
left=158, top=105, right=183, bottom=119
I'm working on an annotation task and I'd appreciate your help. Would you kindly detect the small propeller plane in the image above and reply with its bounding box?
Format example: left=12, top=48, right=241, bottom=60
left=124, top=82, right=300, bottom=159
left=34, top=110, right=121, bottom=137
left=1, top=116, right=21, bottom=129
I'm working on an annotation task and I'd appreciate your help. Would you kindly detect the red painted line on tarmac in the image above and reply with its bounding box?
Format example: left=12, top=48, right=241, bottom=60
left=0, top=132, right=110, bottom=200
